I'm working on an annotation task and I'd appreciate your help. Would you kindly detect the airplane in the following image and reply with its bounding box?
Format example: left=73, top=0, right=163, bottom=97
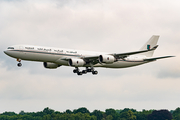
left=4, top=35, right=174, bottom=75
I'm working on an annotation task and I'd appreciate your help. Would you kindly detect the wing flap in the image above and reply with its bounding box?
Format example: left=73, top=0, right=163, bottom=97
left=83, top=55, right=99, bottom=64
left=83, top=55, right=99, bottom=60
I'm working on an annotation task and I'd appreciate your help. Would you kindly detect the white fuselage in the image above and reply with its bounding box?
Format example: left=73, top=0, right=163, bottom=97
left=4, top=45, right=149, bottom=68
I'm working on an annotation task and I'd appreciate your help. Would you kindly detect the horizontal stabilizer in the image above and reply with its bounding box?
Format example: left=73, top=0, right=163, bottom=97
left=144, top=56, right=175, bottom=61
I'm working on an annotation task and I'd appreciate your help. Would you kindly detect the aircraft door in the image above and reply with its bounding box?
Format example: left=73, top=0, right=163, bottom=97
left=19, top=46, right=25, bottom=57
left=19, top=46, right=24, bottom=50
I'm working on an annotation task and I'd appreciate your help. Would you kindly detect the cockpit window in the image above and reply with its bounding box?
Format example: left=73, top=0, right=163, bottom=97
left=7, top=47, right=14, bottom=49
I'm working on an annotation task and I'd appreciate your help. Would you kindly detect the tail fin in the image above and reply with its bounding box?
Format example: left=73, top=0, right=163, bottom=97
left=139, top=35, right=159, bottom=57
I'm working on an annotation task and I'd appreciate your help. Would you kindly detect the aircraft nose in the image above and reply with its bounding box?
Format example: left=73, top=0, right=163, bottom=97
left=4, top=50, right=8, bottom=55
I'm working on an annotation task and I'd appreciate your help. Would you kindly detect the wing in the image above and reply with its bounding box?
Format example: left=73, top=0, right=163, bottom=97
left=143, top=56, right=175, bottom=61
left=83, top=45, right=158, bottom=62
left=111, top=45, right=158, bottom=59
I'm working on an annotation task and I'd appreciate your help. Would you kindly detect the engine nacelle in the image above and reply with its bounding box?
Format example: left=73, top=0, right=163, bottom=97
left=43, top=62, right=60, bottom=69
left=68, top=58, right=86, bottom=67
left=99, top=55, right=115, bottom=64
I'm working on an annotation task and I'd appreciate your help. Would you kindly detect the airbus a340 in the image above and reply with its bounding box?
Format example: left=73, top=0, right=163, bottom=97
left=4, top=35, right=174, bottom=75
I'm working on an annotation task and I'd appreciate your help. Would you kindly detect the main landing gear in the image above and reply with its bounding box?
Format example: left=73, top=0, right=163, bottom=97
left=17, top=59, right=22, bottom=67
left=73, top=67, right=98, bottom=76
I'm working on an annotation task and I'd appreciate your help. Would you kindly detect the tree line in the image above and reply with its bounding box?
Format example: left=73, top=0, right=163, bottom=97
left=0, top=107, right=180, bottom=120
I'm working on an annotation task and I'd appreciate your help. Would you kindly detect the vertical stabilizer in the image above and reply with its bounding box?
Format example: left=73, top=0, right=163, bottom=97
left=139, top=35, right=159, bottom=57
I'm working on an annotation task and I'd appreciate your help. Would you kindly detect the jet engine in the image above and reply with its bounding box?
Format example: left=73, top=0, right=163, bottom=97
left=68, top=58, right=86, bottom=67
left=43, top=62, right=60, bottom=69
left=99, top=55, right=115, bottom=64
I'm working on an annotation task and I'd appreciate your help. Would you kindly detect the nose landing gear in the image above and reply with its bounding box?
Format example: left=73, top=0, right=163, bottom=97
left=17, top=59, right=22, bottom=67
left=17, top=63, right=22, bottom=67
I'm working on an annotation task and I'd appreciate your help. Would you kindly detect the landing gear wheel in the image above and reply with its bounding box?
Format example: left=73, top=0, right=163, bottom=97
left=92, top=71, right=98, bottom=75
left=87, top=69, right=92, bottom=72
left=82, top=70, right=87, bottom=74
left=73, top=67, right=79, bottom=73
left=17, top=63, right=22, bottom=67
left=77, top=72, right=82, bottom=75
left=73, top=69, right=78, bottom=73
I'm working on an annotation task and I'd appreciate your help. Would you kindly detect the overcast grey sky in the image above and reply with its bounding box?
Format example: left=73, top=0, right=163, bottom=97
left=0, top=0, right=180, bottom=113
